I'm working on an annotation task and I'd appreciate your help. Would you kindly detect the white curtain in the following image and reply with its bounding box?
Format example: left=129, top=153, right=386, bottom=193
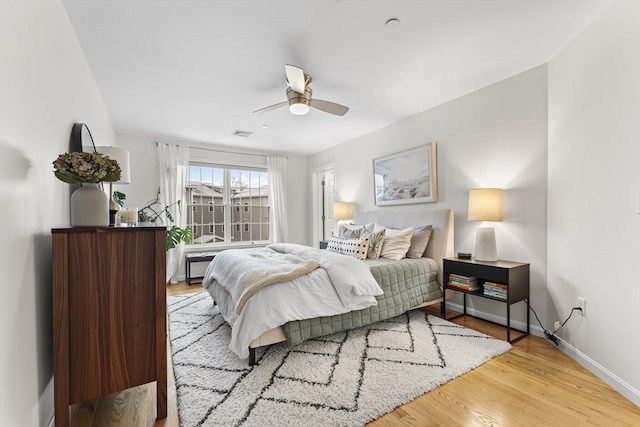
left=158, top=143, right=189, bottom=283
left=267, top=155, right=289, bottom=243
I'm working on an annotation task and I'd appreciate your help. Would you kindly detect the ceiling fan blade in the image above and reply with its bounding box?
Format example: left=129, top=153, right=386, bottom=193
left=253, top=101, right=288, bottom=114
left=310, top=99, right=350, bottom=116
left=285, top=64, right=306, bottom=94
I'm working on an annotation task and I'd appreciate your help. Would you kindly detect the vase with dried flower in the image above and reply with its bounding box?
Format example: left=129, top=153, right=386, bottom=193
left=52, top=151, right=121, bottom=226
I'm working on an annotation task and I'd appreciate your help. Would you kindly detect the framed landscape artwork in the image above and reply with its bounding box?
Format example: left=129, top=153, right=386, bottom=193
left=373, top=143, right=438, bottom=206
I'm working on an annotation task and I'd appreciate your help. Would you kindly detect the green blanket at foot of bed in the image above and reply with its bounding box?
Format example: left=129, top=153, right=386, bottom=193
left=282, top=257, right=441, bottom=345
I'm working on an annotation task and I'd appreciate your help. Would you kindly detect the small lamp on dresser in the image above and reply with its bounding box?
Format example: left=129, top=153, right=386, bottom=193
left=468, top=188, right=503, bottom=261
left=96, top=146, right=131, bottom=225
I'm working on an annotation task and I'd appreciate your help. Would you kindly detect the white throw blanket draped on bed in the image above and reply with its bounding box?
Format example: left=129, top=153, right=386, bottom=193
left=208, top=248, right=320, bottom=314
left=203, top=243, right=383, bottom=359
left=268, top=243, right=383, bottom=307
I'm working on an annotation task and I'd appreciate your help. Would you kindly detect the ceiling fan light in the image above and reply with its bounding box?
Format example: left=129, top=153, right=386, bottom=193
left=289, top=102, right=310, bottom=115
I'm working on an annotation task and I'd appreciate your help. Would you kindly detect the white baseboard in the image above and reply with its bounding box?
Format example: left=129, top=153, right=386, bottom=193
left=446, top=302, right=640, bottom=406
left=557, top=337, right=640, bottom=406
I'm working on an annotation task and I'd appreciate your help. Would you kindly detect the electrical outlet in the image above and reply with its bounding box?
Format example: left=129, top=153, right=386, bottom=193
left=577, top=297, right=586, bottom=316
left=554, top=321, right=561, bottom=331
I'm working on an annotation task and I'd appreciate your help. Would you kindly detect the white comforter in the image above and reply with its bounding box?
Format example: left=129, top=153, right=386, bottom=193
left=202, top=243, right=383, bottom=359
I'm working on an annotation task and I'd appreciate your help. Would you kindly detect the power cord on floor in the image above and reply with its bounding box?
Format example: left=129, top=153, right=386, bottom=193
left=527, top=302, right=582, bottom=346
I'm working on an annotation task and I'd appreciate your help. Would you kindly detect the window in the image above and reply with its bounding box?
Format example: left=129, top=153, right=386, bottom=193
left=187, top=164, right=270, bottom=246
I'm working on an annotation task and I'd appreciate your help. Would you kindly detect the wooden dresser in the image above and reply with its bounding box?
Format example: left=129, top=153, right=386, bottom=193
left=51, top=226, right=167, bottom=426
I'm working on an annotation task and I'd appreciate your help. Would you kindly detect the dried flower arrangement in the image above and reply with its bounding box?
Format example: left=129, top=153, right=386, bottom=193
left=52, top=151, right=121, bottom=184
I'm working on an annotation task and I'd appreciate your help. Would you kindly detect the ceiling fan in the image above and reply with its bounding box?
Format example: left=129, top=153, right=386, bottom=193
left=253, top=65, right=349, bottom=116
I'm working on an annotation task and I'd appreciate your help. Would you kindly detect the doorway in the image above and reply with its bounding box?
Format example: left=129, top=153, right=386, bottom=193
left=312, top=165, right=336, bottom=246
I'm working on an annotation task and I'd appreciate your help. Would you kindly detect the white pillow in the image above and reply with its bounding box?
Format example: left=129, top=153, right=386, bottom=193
left=326, top=236, right=370, bottom=260
left=379, top=227, right=413, bottom=260
left=372, top=222, right=386, bottom=233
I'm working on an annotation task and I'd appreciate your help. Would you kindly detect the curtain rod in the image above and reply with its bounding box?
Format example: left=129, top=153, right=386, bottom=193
left=154, top=141, right=287, bottom=158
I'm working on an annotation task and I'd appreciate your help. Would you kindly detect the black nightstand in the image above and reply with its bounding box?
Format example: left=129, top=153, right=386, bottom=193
left=319, top=241, right=328, bottom=249
left=443, top=257, right=530, bottom=343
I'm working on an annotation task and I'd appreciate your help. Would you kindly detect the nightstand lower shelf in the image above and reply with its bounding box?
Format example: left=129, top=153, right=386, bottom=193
left=444, top=292, right=529, bottom=343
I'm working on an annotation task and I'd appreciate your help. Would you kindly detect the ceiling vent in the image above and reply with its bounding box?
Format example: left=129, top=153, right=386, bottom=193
left=232, top=129, right=253, bottom=138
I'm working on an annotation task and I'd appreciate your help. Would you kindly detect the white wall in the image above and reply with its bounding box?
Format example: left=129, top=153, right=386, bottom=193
left=116, top=132, right=309, bottom=280
left=0, top=1, right=116, bottom=426
left=548, top=1, right=640, bottom=404
left=115, top=133, right=162, bottom=209
left=309, top=66, right=550, bottom=332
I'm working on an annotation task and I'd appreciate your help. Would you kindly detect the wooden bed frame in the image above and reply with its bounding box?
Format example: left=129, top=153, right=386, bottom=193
left=247, top=208, right=455, bottom=364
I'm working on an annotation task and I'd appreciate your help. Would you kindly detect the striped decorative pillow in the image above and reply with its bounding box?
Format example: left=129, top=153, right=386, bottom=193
left=326, top=236, right=370, bottom=260
left=337, top=222, right=374, bottom=239
left=361, top=229, right=386, bottom=260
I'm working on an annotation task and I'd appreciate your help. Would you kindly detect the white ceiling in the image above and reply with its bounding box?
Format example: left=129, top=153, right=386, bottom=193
left=63, top=0, right=609, bottom=155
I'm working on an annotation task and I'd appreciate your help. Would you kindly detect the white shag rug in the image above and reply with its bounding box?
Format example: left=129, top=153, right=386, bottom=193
left=168, top=291, right=511, bottom=427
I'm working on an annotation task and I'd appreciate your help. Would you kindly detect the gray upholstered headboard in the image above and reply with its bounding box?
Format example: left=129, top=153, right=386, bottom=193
left=353, top=209, right=455, bottom=285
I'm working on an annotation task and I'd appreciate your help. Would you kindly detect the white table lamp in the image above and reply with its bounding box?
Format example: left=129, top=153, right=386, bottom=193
left=96, top=146, right=131, bottom=225
left=333, top=201, right=352, bottom=221
left=333, top=201, right=352, bottom=234
left=468, top=188, right=503, bottom=261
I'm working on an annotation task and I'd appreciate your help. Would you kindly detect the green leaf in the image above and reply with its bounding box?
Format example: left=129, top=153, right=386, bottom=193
left=54, top=170, right=82, bottom=184
left=138, top=210, right=153, bottom=223
left=113, top=191, right=126, bottom=207
left=165, top=225, right=192, bottom=251
left=182, top=226, right=192, bottom=243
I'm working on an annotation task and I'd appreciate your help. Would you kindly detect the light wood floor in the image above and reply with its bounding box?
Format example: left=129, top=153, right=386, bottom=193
left=69, top=281, right=640, bottom=426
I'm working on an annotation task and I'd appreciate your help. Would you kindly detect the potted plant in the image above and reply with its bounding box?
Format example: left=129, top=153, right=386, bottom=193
left=114, top=188, right=192, bottom=250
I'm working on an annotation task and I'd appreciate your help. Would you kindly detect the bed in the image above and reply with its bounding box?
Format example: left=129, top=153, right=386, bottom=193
left=203, top=208, right=454, bottom=364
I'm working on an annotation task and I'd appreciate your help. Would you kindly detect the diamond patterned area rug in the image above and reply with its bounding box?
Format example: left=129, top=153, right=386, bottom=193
left=168, top=291, right=511, bottom=427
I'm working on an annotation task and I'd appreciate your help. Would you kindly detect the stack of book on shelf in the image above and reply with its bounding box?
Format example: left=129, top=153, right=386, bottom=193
left=483, top=282, right=508, bottom=300
left=447, top=274, right=479, bottom=292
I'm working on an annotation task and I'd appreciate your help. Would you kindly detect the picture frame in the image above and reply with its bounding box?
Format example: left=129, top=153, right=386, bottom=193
left=373, top=143, right=438, bottom=206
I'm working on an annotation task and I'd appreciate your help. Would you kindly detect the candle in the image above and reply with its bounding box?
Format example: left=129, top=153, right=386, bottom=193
left=120, top=207, right=138, bottom=226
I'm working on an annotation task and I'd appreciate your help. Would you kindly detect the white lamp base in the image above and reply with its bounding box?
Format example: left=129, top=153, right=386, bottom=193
left=475, top=225, right=497, bottom=261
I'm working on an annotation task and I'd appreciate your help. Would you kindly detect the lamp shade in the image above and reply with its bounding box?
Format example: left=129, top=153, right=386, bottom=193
left=468, top=188, right=503, bottom=222
left=96, top=146, right=130, bottom=184
left=333, top=201, right=352, bottom=221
